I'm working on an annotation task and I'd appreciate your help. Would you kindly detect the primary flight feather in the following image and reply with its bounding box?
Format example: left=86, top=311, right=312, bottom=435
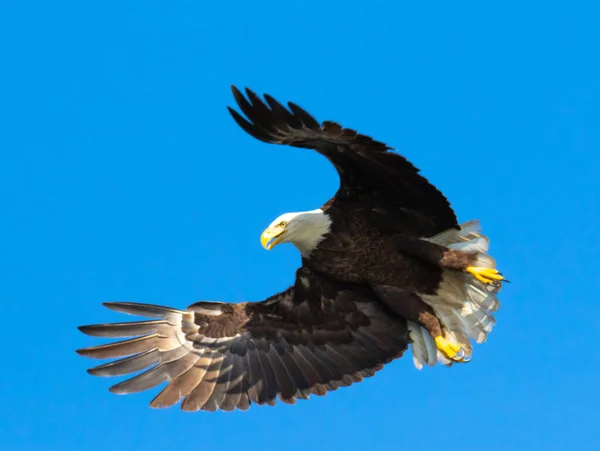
left=77, top=86, right=505, bottom=411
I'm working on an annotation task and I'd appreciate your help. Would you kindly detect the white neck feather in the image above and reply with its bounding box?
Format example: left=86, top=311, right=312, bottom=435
left=285, top=209, right=332, bottom=257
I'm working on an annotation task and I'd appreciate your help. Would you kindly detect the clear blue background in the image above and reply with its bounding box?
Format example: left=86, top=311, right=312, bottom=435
left=1, top=1, right=599, bottom=450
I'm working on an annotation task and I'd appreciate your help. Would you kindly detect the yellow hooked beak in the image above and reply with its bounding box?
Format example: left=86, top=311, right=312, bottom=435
left=260, top=227, right=287, bottom=250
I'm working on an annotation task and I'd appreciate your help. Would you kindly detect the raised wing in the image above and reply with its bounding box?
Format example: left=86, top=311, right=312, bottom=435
left=228, top=86, right=458, bottom=236
left=77, top=267, right=409, bottom=412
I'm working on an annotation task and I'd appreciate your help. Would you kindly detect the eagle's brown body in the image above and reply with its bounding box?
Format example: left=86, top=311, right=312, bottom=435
left=308, top=210, right=443, bottom=293
left=77, top=86, right=503, bottom=412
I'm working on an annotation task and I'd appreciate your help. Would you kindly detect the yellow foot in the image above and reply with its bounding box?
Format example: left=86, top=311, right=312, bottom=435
left=434, top=336, right=467, bottom=362
left=467, top=266, right=505, bottom=285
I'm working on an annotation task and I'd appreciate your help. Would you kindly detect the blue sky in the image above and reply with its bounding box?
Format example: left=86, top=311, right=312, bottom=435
left=1, top=1, right=599, bottom=450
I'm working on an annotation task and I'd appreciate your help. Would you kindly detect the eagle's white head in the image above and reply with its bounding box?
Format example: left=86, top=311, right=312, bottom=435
left=260, top=209, right=332, bottom=257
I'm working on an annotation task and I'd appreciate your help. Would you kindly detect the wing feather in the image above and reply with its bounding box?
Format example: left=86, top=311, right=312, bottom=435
left=77, top=267, right=409, bottom=411
left=182, top=352, right=222, bottom=412
left=228, top=86, right=458, bottom=234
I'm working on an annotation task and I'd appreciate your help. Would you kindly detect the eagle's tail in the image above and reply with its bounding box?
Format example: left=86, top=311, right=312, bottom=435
left=411, top=221, right=502, bottom=369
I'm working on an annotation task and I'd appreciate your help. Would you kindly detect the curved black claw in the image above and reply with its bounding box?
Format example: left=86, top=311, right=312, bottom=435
left=452, top=347, right=466, bottom=362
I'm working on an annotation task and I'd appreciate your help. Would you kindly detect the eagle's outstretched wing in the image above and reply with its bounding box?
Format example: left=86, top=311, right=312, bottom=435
left=77, top=267, right=409, bottom=412
left=228, top=86, right=458, bottom=236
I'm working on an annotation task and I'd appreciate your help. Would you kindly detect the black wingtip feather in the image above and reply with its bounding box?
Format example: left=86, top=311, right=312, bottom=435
left=228, top=86, right=321, bottom=146
left=230, top=84, right=242, bottom=98
left=287, top=102, right=320, bottom=129
left=228, top=106, right=274, bottom=143
left=229, top=85, right=397, bottom=162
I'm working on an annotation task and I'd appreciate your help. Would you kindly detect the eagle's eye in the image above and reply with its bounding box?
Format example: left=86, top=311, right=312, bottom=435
left=278, top=221, right=287, bottom=228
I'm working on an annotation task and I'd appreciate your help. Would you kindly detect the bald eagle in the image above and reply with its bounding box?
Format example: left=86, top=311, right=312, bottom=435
left=77, top=87, right=505, bottom=412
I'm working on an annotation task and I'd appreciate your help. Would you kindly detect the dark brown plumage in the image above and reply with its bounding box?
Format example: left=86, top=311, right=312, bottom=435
left=228, top=86, right=458, bottom=238
left=77, top=86, right=504, bottom=412
left=229, top=86, right=480, bottom=293
left=77, top=267, right=409, bottom=411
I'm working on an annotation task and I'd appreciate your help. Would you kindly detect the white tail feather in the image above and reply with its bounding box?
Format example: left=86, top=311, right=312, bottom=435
left=422, top=330, right=439, bottom=366
left=408, top=321, right=442, bottom=369
left=407, top=321, right=427, bottom=370
left=409, top=220, right=502, bottom=368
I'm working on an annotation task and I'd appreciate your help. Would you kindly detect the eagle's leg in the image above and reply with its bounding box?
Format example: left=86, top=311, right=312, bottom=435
left=417, top=309, right=465, bottom=362
left=396, top=237, right=506, bottom=286
left=440, top=249, right=506, bottom=285
left=372, top=286, right=466, bottom=362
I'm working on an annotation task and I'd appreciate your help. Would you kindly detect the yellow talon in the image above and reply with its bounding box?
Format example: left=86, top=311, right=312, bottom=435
left=435, top=336, right=466, bottom=362
left=467, top=266, right=505, bottom=285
